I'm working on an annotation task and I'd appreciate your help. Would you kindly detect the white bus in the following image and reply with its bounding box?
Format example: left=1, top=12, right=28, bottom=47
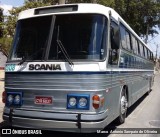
left=3, top=3, right=154, bottom=132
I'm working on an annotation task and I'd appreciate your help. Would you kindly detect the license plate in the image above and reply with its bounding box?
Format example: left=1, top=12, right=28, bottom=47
left=35, top=96, right=52, bottom=105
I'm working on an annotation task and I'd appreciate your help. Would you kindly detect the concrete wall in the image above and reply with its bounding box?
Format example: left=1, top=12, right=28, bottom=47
left=0, top=52, right=7, bottom=69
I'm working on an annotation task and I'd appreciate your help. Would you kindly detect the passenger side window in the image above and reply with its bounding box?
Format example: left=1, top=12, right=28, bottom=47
left=109, top=21, right=120, bottom=65
left=143, top=46, right=146, bottom=58
left=120, top=24, right=131, bottom=50
left=144, top=47, right=148, bottom=58
left=139, top=43, right=144, bottom=57
left=131, top=35, right=141, bottom=55
left=137, top=40, right=140, bottom=55
left=147, top=50, right=149, bottom=59
left=120, top=25, right=126, bottom=49
left=131, top=36, right=137, bottom=54
left=126, top=31, right=131, bottom=50
left=151, top=53, right=154, bottom=61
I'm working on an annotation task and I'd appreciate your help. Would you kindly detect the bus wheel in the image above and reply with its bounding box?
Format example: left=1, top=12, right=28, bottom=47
left=117, top=88, right=128, bottom=124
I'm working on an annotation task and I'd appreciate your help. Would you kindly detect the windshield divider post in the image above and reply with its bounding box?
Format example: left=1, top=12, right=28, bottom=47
left=44, top=15, right=56, bottom=60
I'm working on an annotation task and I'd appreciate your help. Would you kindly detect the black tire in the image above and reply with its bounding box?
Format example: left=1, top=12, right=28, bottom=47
left=117, top=88, right=128, bottom=124
left=147, top=77, right=152, bottom=95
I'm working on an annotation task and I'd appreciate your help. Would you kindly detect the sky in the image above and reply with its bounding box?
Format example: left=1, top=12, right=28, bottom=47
left=0, top=0, right=24, bottom=14
left=147, top=28, right=160, bottom=58
left=0, top=0, right=24, bottom=7
left=0, top=0, right=160, bottom=57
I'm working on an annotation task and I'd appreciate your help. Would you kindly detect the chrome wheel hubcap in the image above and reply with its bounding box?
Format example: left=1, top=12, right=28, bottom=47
left=121, top=95, right=128, bottom=114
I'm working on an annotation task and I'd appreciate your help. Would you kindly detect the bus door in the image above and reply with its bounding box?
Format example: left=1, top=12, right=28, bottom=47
left=108, top=19, right=121, bottom=117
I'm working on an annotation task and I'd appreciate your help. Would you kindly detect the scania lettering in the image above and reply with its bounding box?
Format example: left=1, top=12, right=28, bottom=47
left=29, top=64, right=61, bottom=70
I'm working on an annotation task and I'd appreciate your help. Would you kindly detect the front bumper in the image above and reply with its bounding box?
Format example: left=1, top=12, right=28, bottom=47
left=3, top=107, right=108, bottom=133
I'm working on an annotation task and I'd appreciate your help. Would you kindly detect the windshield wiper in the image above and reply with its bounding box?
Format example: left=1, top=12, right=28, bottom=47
left=18, top=48, right=44, bottom=65
left=56, top=26, right=74, bottom=66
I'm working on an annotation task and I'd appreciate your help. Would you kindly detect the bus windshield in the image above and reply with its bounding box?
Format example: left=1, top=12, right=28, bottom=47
left=10, top=14, right=107, bottom=61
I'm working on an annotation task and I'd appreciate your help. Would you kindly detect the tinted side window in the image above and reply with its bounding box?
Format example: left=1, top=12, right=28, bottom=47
left=151, top=53, right=154, bottom=60
left=111, top=21, right=120, bottom=49
left=136, top=40, right=140, bottom=55
left=144, top=47, right=148, bottom=58
left=131, top=35, right=138, bottom=54
left=147, top=50, right=150, bottom=59
left=149, top=51, right=152, bottom=60
left=143, top=45, right=145, bottom=57
left=139, top=43, right=143, bottom=57
left=126, top=31, right=131, bottom=50
left=120, top=25, right=127, bottom=49
left=120, top=24, right=131, bottom=50
left=109, top=21, right=120, bottom=65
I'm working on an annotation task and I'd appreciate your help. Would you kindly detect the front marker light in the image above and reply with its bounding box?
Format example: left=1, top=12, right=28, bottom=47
left=69, top=97, right=77, bottom=107
left=79, top=97, right=87, bottom=107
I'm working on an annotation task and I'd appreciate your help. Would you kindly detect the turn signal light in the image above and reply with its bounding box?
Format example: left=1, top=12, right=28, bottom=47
left=92, top=95, right=100, bottom=109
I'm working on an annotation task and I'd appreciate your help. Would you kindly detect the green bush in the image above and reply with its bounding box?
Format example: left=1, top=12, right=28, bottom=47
left=0, top=37, right=13, bottom=57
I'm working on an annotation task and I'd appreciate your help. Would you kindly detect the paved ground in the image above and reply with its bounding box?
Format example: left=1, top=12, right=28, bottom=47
left=0, top=71, right=160, bottom=137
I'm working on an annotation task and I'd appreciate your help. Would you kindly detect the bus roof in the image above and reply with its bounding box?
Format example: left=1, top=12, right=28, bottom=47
left=18, top=3, right=110, bottom=20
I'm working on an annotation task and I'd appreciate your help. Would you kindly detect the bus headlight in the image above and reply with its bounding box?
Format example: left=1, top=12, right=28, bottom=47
left=6, top=92, right=22, bottom=106
left=79, top=97, right=87, bottom=107
left=7, top=95, right=13, bottom=104
left=14, top=95, right=21, bottom=104
left=69, top=97, right=77, bottom=107
left=67, top=94, right=90, bottom=110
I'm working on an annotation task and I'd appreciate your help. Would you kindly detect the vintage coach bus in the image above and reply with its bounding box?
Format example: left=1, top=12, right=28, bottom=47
left=2, top=3, right=154, bottom=132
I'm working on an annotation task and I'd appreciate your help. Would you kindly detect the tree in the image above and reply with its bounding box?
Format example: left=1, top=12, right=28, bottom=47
left=26, top=0, right=57, bottom=4
left=0, top=7, right=12, bottom=57
left=0, top=7, right=10, bottom=57
left=0, top=8, right=3, bottom=37
left=113, top=0, right=160, bottom=36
